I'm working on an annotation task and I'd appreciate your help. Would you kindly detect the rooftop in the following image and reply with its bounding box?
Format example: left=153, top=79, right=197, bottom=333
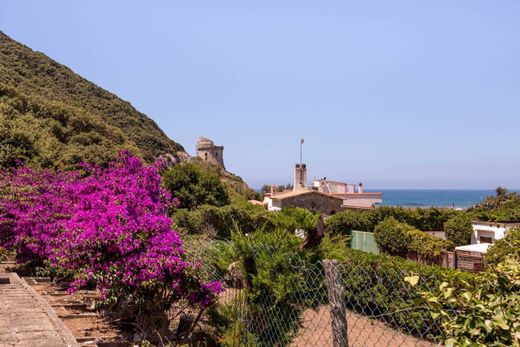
left=331, top=192, right=383, bottom=197
left=270, top=189, right=344, bottom=201
left=455, top=243, right=492, bottom=254
left=472, top=220, right=520, bottom=227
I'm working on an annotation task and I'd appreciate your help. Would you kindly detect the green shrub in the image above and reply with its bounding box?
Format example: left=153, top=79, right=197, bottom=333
left=173, top=208, right=206, bottom=235
left=173, top=203, right=272, bottom=239
left=326, top=209, right=376, bottom=237
left=485, top=227, right=520, bottom=266
left=375, top=217, right=452, bottom=259
left=414, top=207, right=458, bottom=231
left=200, top=223, right=350, bottom=346
left=408, top=228, right=453, bottom=257
left=373, top=206, right=458, bottom=231
left=269, top=208, right=319, bottom=232
left=444, top=214, right=473, bottom=247
left=374, top=217, right=414, bottom=256
left=163, top=163, right=230, bottom=210
left=413, top=256, right=520, bottom=346
left=192, top=158, right=260, bottom=202
left=374, top=206, right=420, bottom=228
left=231, top=229, right=311, bottom=346
left=207, top=290, right=260, bottom=347
left=317, top=234, right=351, bottom=262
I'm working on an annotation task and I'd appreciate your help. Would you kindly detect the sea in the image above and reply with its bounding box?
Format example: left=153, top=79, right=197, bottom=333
left=368, top=190, right=497, bottom=209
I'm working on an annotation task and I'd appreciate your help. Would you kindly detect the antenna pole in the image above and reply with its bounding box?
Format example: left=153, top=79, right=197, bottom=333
left=300, top=138, right=304, bottom=164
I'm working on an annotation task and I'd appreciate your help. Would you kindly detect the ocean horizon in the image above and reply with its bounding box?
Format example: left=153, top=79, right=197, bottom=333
left=367, top=189, right=512, bottom=209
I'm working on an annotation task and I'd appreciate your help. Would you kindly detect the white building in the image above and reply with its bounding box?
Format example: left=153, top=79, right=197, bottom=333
left=471, top=221, right=520, bottom=244
left=312, top=178, right=382, bottom=209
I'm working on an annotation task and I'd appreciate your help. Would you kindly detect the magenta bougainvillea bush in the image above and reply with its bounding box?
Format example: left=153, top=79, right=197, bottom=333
left=0, top=164, right=79, bottom=262
left=0, top=151, right=221, bottom=311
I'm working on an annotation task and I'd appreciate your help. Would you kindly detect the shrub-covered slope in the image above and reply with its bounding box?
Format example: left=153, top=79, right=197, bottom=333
left=0, top=31, right=185, bottom=168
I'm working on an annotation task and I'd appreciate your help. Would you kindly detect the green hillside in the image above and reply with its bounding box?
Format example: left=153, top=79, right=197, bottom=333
left=0, top=31, right=185, bottom=169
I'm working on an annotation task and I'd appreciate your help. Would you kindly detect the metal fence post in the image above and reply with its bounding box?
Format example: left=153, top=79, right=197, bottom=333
left=323, top=259, right=348, bottom=347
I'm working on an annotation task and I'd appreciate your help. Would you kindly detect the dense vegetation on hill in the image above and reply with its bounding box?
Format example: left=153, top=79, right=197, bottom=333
left=189, top=158, right=260, bottom=201
left=0, top=31, right=185, bottom=168
left=163, top=162, right=231, bottom=210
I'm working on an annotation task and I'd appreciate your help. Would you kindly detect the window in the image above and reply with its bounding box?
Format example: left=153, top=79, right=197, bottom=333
left=204, top=153, right=208, bottom=160
left=480, top=236, right=493, bottom=244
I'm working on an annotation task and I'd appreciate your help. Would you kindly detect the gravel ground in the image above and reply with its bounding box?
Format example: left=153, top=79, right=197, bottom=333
left=290, top=305, right=438, bottom=347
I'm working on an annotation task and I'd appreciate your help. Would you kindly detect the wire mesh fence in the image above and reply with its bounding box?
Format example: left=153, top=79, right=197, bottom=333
left=185, top=239, right=445, bottom=347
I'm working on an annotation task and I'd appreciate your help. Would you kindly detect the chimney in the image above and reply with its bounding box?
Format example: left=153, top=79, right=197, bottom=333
left=358, top=183, right=363, bottom=194
left=294, top=163, right=307, bottom=191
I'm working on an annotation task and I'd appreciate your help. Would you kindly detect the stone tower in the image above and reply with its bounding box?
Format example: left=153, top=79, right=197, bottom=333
left=196, top=137, right=225, bottom=169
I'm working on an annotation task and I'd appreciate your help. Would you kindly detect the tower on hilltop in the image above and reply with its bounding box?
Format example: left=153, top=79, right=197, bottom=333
left=196, top=137, right=225, bottom=169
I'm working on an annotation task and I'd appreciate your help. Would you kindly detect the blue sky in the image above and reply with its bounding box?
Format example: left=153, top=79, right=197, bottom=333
left=1, top=1, right=519, bottom=189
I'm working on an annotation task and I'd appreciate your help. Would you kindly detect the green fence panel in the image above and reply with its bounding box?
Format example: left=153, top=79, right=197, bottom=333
left=351, top=230, right=380, bottom=254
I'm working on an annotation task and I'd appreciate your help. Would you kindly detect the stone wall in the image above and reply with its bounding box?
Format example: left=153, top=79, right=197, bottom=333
left=196, top=137, right=225, bottom=169
left=280, top=192, right=344, bottom=215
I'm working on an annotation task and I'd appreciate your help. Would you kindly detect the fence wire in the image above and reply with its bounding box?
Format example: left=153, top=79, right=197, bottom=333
left=185, top=239, right=444, bottom=347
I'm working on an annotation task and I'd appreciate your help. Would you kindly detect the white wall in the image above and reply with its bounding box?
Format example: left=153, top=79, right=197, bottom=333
left=265, top=198, right=282, bottom=211
left=471, top=223, right=509, bottom=244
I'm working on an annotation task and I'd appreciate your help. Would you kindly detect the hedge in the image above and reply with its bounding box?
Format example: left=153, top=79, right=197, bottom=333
left=374, top=217, right=453, bottom=259
left=373, top=217, right=414, bottom=256
left=340, top=248, right=477, bottom=340
left=326, top=206, right=461, bottom=236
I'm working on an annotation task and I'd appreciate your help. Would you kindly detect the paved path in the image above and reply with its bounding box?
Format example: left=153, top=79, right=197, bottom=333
left=0, top=272, right=77, bottom=347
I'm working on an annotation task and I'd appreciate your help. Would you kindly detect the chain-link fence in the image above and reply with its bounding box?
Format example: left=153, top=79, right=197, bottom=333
left=185, top=239, right=445, bottom=347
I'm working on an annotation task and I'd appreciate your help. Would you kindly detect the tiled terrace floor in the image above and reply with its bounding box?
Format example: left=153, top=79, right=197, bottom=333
left=0, top=272, right=77, bottom=347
